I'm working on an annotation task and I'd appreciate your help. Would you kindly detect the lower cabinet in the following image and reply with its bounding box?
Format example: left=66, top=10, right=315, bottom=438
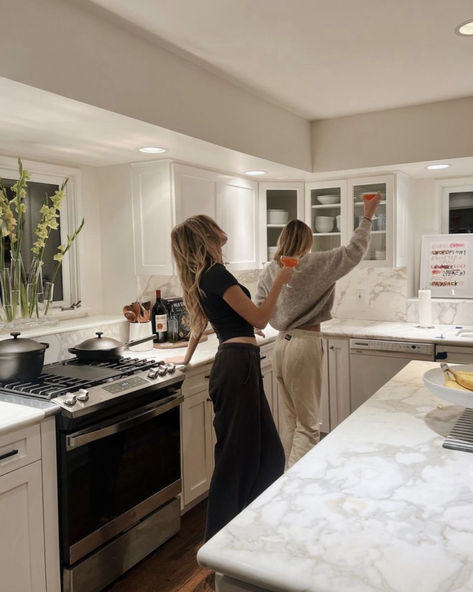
left=0, top=418, right=60, bottom=592
left=327, top=337, right=350, bottom=429
left=181, top=364, right=214, bottom=510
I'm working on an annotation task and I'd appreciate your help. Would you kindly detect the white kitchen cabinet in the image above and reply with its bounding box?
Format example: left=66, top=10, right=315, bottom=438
left=258, top=182, right=304, bottom=265
left=346, top=173, right=409, bottom=268
left=132, top=161, right=258, bottom=276
left=305, top=180, right=347, bottom=254
left=260, top=343, right=278, bottom=427
left=0, top=418, right=60, bottom=592
left=439, top=177, right=473, bottom=234
left=180, top=364, right=214, bottom=510
left=327, top=337, right=350, bottom=429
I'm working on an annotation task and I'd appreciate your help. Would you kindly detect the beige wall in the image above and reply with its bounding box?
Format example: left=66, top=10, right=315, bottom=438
left=311, top=97, right=473, bottom=172
left=0, top=0, right=311, bottom=172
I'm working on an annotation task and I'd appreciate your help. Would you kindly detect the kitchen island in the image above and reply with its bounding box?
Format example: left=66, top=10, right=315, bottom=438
left=198, top=360, right=473, bottom=592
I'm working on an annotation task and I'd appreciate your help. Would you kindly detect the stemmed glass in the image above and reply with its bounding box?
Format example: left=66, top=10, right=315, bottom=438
left=280, top=255, right=299, bottom=288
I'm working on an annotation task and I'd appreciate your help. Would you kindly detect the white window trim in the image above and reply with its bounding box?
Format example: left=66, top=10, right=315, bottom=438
left=0, top=155, right=82, bottom=309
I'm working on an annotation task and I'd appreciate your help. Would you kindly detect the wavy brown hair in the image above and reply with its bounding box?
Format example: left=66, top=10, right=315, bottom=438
left=171, top=215, right=226, bottom=337
left=274, top=219, right=313, bottom=266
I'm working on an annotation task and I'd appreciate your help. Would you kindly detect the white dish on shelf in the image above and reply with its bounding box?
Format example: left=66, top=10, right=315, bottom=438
left=336, top=215, right=341, bottom=231
left=317, top=195, right=339, bottom=205
left=267, top=210, right=288, bottom=224
left=314, top=215, right=334, bottom=233
left=423, top=364, right=473, bottom=408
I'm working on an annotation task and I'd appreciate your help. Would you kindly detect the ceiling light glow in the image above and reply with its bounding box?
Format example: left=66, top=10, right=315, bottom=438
left=245, top=170, right=266, bottom=176
left=138, top=146, right=166, bottom=153
left=426, top=164, right=451, bottom=170
left=456, top=20, right=473, bottom=36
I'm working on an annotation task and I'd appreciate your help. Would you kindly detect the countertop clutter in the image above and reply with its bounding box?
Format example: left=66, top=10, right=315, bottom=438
left=198, top=360, right=473, bottom=592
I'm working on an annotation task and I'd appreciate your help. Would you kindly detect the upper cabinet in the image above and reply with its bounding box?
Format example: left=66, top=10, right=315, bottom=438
left=305, top=180, right=347, bottom=254
left=440, top=178, right=473, bottom=234
left=132, top=161, right=258, bottom=275
left=258, top=182, right=304, bottom=265
left=305, top=173, right=408, bottom=268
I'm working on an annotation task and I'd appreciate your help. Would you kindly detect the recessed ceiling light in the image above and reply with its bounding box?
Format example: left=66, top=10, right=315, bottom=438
left=138, top=146, right=167, bottom=153
left=426, top=164, right=451, bottom=170
left=456, top=20, right=473, bottom=36
left=244, top=170, right=266, bottom=176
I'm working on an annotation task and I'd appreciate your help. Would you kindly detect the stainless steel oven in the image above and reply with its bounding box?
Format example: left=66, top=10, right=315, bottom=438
left=0, top=356, right=185, bottom=592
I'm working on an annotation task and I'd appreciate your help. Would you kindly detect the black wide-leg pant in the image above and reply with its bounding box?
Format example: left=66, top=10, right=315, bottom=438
left=204, top=342, right=285, bottom=541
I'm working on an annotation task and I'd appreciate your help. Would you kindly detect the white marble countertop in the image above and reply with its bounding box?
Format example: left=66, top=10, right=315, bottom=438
left=0, top=400, right=46, bottom=436
left=319, top=318, right=473, bottom=345
left=198, top=360, right=473, bottom=592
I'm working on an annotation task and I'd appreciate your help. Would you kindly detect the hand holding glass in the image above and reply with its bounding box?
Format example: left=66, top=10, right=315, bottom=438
left=363, top=192, right=382, bottom=221
left=280, top=256, right=298, bottom=287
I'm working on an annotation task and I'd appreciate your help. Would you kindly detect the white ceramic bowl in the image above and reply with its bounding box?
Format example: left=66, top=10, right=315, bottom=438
left=267, top=210, right=288, bottom=224
left=423, top=364, right=473, bottom=408
left=317, top=195, right=339, bottom=205
left=315, top=216, right=334, bottom=233
left=336, top=215, right=341, bottom=231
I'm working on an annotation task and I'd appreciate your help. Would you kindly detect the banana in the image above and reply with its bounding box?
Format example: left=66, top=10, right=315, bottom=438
left=441, top=363, right=473, bottom=392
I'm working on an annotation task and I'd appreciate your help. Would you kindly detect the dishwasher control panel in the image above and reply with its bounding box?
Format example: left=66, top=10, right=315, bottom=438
left=350, top=338, right=435, bottom=356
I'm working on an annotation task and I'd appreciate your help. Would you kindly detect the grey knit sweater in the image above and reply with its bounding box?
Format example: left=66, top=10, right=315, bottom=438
left=254, top=218, right=371, bottom=331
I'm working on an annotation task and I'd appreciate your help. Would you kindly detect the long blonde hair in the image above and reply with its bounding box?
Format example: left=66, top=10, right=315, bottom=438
left=171, top=215, right=225, bottom=337
left=274, top=219, right=313, bottom=265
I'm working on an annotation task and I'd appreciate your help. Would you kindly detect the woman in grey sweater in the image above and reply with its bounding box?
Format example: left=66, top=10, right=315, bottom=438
left=255, top=194, right=381, bottom=468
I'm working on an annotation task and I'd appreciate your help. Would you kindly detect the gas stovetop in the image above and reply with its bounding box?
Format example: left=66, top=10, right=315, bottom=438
left=0, top=357, right=184, bottom=418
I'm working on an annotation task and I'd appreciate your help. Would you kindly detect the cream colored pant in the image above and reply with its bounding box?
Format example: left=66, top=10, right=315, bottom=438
left=273, top=329, right=323, bottom=469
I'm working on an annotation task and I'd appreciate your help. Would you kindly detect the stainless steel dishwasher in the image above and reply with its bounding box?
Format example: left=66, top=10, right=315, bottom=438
left=350, top=338, right=435, bottom=412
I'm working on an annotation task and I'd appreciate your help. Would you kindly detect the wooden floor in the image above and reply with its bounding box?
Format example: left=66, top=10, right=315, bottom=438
left=104, top=500, right=214, bottom=592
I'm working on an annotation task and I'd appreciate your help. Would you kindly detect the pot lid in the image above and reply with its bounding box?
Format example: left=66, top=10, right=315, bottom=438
left=0, top=332, right=48, bottom=353
left=73, top=332, right=123, bottom=351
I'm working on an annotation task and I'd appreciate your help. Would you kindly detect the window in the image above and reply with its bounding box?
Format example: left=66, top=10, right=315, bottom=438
left=0, top=156, right=81, bottom=308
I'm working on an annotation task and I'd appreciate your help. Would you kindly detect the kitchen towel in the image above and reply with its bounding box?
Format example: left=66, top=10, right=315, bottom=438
left=418, top=289, right=433, bottom=328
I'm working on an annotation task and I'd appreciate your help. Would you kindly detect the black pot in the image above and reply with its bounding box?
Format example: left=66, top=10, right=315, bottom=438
left=69, top=331, right=154, bottom=362
left=0, top=332, right=49, bottom=382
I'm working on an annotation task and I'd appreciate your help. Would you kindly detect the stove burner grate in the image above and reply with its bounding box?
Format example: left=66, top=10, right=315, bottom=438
left=443, top=408, right=473, bottom=453
left=0, top=357, right=161, bottom=400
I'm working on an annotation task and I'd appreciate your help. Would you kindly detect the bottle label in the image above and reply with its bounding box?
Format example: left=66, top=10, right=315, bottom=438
left=155, top=314, right=167, bottom=332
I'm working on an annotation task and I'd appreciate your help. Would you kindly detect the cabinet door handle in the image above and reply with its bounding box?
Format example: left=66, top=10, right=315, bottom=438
left=260, top=355, right=267, bottom=361
left=0, top=449, right=19, bottom=461
left=329, top=346, right=334, bottom=350
left=204, top=375, right=210, bottom=380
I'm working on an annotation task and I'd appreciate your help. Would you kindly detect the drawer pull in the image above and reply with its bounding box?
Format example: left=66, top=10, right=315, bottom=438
left=0, top=449, right=19, bottom=461
left=260, top=355, right=267, bottom=361
left=204, top=375, right=210, bottom=380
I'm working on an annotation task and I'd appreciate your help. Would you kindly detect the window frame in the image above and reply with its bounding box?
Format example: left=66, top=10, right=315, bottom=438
left=0, top=155, right=82, bottom=309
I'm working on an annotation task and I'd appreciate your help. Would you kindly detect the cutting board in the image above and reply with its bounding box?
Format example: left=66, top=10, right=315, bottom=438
left=153, top=334, right=208, bottom=349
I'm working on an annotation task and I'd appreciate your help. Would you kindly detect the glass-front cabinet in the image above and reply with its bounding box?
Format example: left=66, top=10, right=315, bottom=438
left=305, top=180, right=346, bottom=253
left=441, top=182, right=473, bottom=234
left=258, top=182, right=304, bottom=265
left=347, top=175, right=394, bottom=266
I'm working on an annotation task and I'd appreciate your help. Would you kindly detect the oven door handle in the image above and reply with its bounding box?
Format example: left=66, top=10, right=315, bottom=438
left=66, top=395, right=183, bottom=450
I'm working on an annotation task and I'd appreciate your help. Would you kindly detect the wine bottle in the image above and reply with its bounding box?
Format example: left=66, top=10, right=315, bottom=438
left=151, top=289, right=168, bottom=343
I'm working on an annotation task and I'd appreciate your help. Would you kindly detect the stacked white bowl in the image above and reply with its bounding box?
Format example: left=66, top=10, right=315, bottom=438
left=315, top=216, right=334, bottom=233
left=336, top=215, right=341, bottom=231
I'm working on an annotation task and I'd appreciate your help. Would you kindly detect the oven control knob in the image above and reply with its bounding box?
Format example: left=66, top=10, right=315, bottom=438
left=166, top=363, right=176, bottom=374
left=64, top=394, right=77, bottom=406
left=77, top=389, right=89, bottom=402
left=158, top=367, right=168, bottom=377
left=147, top=368, right=159, bottom=380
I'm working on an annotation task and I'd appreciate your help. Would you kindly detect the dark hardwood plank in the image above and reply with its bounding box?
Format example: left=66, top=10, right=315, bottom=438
left=105, top=500, right=214, bottom=592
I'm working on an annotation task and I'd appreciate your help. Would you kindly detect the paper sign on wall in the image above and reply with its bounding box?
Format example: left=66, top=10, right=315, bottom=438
left=420, top=234, right=473, bottom=298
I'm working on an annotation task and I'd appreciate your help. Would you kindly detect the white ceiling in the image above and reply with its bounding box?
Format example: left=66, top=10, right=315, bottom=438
left=2, top=1, right=473, bottom=179
left=88, top=0, right=473, bottom=119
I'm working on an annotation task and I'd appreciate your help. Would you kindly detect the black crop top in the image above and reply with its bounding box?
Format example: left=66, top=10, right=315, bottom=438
left=200, top=264, right=255, bottom=343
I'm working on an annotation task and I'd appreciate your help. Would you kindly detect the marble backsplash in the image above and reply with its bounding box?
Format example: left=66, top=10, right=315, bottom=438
left=0, top=317, right=129, bottom=365
left=407, top=298, right=473, bottom=326
left=138, top=266, right=409, bottom=323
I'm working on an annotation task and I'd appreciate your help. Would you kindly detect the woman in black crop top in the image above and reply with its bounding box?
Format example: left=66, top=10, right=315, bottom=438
left=170, top=215, right=293, bottom=541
